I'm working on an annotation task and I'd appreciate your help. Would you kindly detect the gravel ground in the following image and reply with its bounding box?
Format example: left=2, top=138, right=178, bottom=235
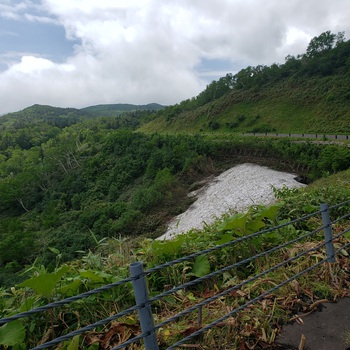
left=158, top=163, right=306, bottom=240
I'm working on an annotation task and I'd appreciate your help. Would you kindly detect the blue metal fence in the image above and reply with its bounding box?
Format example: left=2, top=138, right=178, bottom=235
left=1, top=201, right=350, bottom=349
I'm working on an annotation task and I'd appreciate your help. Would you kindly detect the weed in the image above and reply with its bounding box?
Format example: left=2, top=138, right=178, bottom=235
left=344, top=329, right=350, bottom=345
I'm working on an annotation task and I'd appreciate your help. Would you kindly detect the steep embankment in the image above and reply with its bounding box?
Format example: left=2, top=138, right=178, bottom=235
left=139, top=75, right=350, bottom=134
left=140, top=32, right=350, bottom=135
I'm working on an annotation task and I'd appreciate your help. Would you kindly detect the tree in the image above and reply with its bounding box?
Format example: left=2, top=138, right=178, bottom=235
left=306, top=31, right=345, bottom=58
left=234, top=66, right=254, bottom=89
left=196, top=74, right=234, bottom=105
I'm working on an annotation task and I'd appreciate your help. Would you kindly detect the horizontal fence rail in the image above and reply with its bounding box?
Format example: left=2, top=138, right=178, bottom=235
left=1, top=201, right=350, bottom=349
left=243, top=132, right=350, bottom=140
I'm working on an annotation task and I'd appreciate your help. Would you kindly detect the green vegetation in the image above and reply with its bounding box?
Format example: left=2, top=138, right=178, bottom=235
left=1, top=120, right=349, bottom=287
left=0, top=125, right=218, bottom=283
left=81, top=103, right=165, bottom=117
left=0, top=30, right=350, bottom=349
left=139, top=31, right=350, bottom=134
left=0, top=172, right=349, bottom=348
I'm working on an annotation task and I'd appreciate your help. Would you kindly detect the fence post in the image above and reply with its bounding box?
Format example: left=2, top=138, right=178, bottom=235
left=130, top=262, right=159, bottom=350
left=320, top=203, right=336, bottom=263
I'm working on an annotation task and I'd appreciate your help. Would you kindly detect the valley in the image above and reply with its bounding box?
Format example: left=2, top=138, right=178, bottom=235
left=0, top=30, right=349, bottom=349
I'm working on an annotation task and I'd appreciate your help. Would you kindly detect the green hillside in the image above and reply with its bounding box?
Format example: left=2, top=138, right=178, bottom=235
left=0, top=104, right=92, bottom=151
left=139, top=31, right=350, bottom=134
left=0, top=31, right=350, bottom=288
left=82, top=102, right=165, bottom=117
left=0, top=104, right=90, bottom=129
left=0, top=31, right=350, bottom=349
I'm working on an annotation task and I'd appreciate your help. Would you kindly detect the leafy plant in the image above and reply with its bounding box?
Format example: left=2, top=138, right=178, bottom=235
left=18, top=265, right=70, bottom=299
left=191, top=255, right=211, bottom=278
left=0, top=320, right=26, bottom=348
left=218, top=203, right=282, bottom=241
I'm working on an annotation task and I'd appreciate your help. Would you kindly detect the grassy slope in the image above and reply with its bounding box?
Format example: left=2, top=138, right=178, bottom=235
left=139, top=75, right=350, bottom=134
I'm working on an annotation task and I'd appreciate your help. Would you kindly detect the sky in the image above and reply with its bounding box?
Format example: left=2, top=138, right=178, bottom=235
left=0, top=0, right=349, bottom=115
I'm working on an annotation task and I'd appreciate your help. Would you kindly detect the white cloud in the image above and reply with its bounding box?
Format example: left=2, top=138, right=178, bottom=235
left=1, top=0, right=350, bottom=114
left=23, top=13, right=59, bottom=24
left=0, top=1, right=44, bottom=21
left=9, top=55, right=73, bottom=73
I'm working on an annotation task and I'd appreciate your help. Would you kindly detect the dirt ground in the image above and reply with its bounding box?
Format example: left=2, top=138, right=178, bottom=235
left=275, top=297, right=350, bottom=350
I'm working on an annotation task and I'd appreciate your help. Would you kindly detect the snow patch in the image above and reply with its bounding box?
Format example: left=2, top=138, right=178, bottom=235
left=158, top=163, right=305, bottom=240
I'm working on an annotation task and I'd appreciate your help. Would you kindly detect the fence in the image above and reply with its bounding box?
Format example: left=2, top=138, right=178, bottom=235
left=243, top=132, right=350, bottom=140
left=1, top=201, right=350, bottom=349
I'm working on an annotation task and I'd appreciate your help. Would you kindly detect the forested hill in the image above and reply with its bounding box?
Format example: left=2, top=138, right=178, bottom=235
left=1, top=104, right=89, bottom=129
left=1, top=30, right=350, bottom=287
left=139, top=31, right=350, bottom=134
left=3, top=31, right=350, bottom=137
left=81, top=103, right=165, bottom=117
left=0, top=103, right=160, bottom=151
left=0, top=31, right=350, bottom=348
left=0, top=105, right=92, bottom=151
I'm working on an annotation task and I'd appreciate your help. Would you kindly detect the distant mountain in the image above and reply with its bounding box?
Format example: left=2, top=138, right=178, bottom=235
left=81, top=103, right=166, bottom=117
left=0, top=104, right=92, bottom=129
left=0, top=103, right=166, bottom=131
left=7, top=104, right=89, bottom=118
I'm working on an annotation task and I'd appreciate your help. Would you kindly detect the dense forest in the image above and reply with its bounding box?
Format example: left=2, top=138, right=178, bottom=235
left=0, top=30, right=349, bottom=286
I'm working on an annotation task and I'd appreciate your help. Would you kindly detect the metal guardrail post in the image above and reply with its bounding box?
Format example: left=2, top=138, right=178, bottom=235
left=320, top=203, right=336, bottom=262
left=130, top=262, right=159, bottom=350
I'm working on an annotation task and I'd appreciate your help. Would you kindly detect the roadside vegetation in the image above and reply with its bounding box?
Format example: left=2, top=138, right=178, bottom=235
left=0, top=170, right=349, bottom=349
left=0, top=30, right=349, bottom=348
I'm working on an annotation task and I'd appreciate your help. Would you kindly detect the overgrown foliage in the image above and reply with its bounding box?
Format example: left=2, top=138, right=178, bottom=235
left=0, top=29, right=350, bottom=349
left=0, top=125, right=219, bottom=283
left=0, top=171, right=349, bottom=349
left=0, top=112, right=350, bottom=286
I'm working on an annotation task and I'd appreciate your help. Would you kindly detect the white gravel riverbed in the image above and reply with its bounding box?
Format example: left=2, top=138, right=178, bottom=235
left=158, top=163, right=306, bottom=240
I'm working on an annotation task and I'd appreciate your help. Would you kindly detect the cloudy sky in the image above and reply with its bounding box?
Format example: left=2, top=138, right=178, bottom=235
left=0, top=0, right=349, bottom=114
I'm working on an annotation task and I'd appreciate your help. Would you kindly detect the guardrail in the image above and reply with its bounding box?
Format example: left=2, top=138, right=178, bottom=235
left=1, top=201, right=350, bottom=349
left=243, top=132, right=350, bottom=140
